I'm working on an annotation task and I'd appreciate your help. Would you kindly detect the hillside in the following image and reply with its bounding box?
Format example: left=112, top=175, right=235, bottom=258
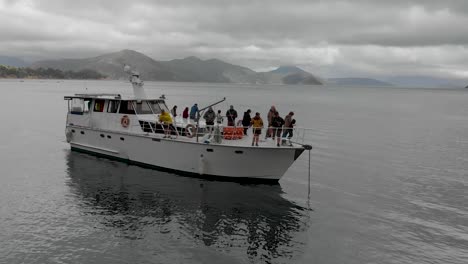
left=32, top=50, right=174, bottom=80
left=161, top=56, right=261, bottom=83
left=32, top=50, right=323, bottom=85
left=0, top=56, right=27, bottom=67
left=260, top=66, right=323, bottom=85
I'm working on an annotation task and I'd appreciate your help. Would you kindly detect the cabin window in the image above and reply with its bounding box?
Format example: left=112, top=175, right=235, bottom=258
left=147, top=100, right=168, bottom=114
left=148, top=101, right=161, bottom=114
left=119, top=101, right=136, bottom=115
left=107, top=100, right=120, bottom=113
left=70, top=98, right=84, bottom=114
left=94, top=99, right=105, bottom=112
left=84, top=99, right=91, bottom=112
left=160, top=102, right=169, bottom=112
left=135, top=101, right=154, bottom=115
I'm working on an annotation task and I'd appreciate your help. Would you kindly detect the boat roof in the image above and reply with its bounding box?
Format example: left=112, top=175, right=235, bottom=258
left=64, top=93, right=165, bottom=101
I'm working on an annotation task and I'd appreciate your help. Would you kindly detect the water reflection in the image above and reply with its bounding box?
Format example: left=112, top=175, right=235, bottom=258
left=65, top=151, right=308, bottom=263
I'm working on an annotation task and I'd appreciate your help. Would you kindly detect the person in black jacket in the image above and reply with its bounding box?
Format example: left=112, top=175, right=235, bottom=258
left=226, top=105, right=238, bottom=126
left=271, top=111, right=285, bottom=146
left=241, top=109, right=252, bottom=135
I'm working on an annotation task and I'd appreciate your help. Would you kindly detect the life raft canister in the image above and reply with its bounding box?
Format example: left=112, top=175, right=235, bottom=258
left=121, top=115, right=130, bottom=128
left=223, top=127, right=243, bottom=140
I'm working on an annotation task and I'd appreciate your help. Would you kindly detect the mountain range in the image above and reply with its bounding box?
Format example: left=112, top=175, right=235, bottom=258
left=5, top=50, right=462, bottom=87
left=30, top=50, right=323, bottom=85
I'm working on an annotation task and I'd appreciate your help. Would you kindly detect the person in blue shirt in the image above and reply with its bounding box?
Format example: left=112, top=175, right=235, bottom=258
left=189, top=103, right=198, bottom=120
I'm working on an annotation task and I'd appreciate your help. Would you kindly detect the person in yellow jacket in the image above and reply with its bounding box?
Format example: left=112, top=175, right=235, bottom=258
left=158, top=110, right=173, bottom=138
left=250, top=112, right=264, bottom=146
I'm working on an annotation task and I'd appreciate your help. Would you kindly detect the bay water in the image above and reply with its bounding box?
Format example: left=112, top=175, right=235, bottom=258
left=0, top=80, right=467, bottom=263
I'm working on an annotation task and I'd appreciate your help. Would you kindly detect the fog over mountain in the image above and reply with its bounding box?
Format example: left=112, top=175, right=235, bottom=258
left=0, top=56, right=27, bottom=67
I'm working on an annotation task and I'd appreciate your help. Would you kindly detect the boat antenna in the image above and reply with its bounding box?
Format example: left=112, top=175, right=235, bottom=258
left=124, top=64, right=147, bottom=99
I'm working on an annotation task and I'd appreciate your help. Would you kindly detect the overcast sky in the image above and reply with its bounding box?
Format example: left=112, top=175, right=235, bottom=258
left=1, top=0, right=467, bottom=79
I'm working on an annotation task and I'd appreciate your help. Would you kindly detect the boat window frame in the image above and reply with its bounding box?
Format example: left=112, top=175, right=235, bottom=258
left=118, top=100, right=136, bottom=115
left=69, top=98, right=84, bottom=115
left=94, top=99, right=105, bottom=112
left=107, top=100, right=120, bottom=113
left=84, top=99, right=91, bottom=113
left=159, top=101, right=170, bottom=113
left=135, top=100, right=156, bottom=115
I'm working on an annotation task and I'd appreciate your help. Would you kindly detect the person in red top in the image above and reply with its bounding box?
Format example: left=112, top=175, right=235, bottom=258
left=182, top=107, right=189, bottom=119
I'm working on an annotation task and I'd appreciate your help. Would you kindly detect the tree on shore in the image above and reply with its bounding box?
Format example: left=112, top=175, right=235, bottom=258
left=0, top=65, right=106, bottom=79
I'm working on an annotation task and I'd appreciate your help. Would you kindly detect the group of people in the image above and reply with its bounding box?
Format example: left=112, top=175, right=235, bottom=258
left=242, top=106, right=296, bottom=147
left=161, top=104, right=296, bottom=146
left=170, top=103, right=235, bottom=125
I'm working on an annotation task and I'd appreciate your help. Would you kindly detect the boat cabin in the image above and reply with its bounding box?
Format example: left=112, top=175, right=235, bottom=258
left=64, top=94, right=173, bottom=134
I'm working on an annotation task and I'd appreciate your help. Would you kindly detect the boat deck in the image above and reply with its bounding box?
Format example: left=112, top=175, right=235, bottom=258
left=153, top=130, right=300, bottom=149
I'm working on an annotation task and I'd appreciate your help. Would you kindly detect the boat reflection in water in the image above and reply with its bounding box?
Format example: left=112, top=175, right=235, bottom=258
left=65, top=151, right=309, bottom=263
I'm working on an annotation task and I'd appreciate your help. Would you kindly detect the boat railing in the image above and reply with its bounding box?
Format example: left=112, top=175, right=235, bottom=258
left=134, top=120, right=312, bottom=145
left=200, top=124, right=311, bottom=146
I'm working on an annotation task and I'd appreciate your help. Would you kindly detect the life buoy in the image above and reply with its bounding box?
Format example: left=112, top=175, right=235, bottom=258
left=185, top=124, right=195, bottom=138
left=121, top=115, right=130, bottom=128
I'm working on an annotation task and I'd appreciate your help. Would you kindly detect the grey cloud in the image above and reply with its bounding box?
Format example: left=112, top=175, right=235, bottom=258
left=0, top=0, right=467, bottom=79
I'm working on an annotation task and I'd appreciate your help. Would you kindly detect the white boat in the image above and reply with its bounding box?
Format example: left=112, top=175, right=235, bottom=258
left=64, top=66, right=310, bottom=182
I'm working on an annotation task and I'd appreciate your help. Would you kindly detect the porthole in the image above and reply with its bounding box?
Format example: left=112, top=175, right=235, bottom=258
left=80, top=131, right=85, bottom=135
left=107, top=135, right=111, bottom=139
left=206, top=149, right=214, bottom=152
left=234, top=150, right=243, bottom=154
left=120, top=137, right=125, bottom=141
left=100, top=134, right=105, bottom=138
left=71, top=129, right=75, bottom=133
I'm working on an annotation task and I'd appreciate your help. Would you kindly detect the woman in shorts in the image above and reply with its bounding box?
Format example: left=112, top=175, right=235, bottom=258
left=251, top=112, right=264, bottom=146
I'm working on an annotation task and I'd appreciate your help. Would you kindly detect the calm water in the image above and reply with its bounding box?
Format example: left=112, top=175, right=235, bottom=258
left=1, top=80, right=467, bottom=264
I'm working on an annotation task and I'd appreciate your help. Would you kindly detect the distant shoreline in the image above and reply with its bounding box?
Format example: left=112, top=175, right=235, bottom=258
left=0, top=77, right=108, bottom=80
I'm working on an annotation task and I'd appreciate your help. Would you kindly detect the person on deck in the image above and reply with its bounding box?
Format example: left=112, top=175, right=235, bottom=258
left=251, top=112, right=264, bottom=146
left=282, top=111, right=295, bottom=144
left=242, top=109, right=252, bottom=135
left=216, top=110, right=224, bottom=125
left=226, top=105, right=238, bottom=126
left=171, top=105, right=177, bottom=117
left=266, top=105, right=276, bottom=139
left=203, top=107, right=216, bottom=126
left=189, top=103, right=198, bottom=120
left=271, top=111, right=285, bottom=147
left=158, top=109, right=173, bottom=138
left=182, top=107, right=189, bottom=119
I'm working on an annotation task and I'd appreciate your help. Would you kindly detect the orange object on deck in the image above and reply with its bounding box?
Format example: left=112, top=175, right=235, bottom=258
left=223, top=127, right=244, bottom=140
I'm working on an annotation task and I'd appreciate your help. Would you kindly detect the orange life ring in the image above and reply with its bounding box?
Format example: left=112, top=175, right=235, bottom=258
left=121, top=115, right=130, bottom=128
left=185, top=124, right=195, bottom=138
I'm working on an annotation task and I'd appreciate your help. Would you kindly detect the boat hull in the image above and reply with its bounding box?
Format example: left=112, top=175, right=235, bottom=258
left=66, top=126, right=304, bottom=181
